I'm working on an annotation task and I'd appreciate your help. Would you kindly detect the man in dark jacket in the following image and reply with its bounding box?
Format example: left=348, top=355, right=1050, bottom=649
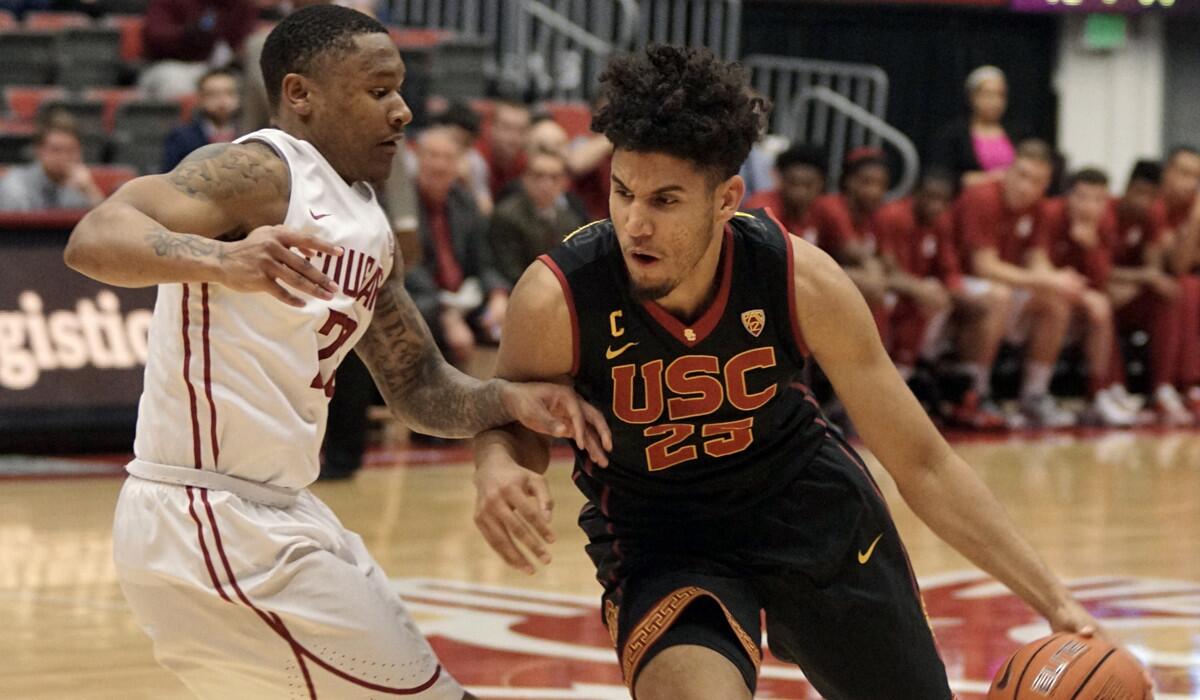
left=160, top=67, right=240, bottom=172
left=489, top=149, right=586, bottom=285
left=406, top=126, right=509, bottom=366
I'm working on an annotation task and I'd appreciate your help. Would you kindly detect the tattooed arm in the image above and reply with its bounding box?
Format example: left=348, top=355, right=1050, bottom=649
left=65, top=142, right=340, bottom=305
left=355, top=266, right=612, bottom=448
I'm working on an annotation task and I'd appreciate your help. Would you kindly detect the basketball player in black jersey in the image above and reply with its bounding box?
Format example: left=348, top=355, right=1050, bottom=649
left=473, top=46, right=1102, bottom=699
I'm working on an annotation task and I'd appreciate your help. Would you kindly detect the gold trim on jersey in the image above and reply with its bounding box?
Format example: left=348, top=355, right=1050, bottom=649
left=562, top=219, right=608, bottom=243
left=734, top=211, right=759, bottom=220
left=620, top=586, right=762, bottom=685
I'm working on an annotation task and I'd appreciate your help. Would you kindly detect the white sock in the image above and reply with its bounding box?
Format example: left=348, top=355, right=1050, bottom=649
left=1022, top=361, right=1054, bottom=400
left=919, top=309, right=951, bottom=362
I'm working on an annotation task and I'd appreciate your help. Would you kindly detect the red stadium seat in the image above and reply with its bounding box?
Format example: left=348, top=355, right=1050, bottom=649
left=543, top=101, right=594, bottom=139
left=5, top=86, right=67, bottom=123
left=104, top=15, right=145, bottom=63
left=90, top=164, right=137, bottom=195
left=83, top=87, right=141, bottom=132
left=389, top=27, right=451, bottom=49
left=24, top=11, right=91, bottom=30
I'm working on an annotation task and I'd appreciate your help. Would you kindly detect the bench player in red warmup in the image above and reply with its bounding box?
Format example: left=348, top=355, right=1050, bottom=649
left=473, top=45, right=1101, bottom=700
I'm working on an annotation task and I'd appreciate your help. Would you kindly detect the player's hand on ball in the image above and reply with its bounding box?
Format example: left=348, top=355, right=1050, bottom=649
left=218, top=225, right=342, bottom=307
left=1049, top=601, right=1157, bottom=688
left=1049, top=599, right=1109, bottom=643
left=501, top=381, right=612, bottom=466
left=473, top=460, right=555, bottom=575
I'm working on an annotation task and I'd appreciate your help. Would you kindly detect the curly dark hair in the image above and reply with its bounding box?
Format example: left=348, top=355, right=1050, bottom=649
left=592, top=44, right=768, bottom=182
left=261, top=5, right=388, bottom=112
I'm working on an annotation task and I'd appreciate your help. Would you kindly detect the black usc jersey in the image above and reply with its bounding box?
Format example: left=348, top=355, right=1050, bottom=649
left=540, top=210, right=830, bottom=529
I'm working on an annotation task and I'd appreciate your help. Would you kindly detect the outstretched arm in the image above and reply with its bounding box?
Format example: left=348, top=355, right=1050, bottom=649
left=792, top=238, right=1100, bottom=635
left=355, top=258, right=610, bottom=448
left=64, top=142, right=340, bottom=307
left=471, top=261, right=610, bottom=573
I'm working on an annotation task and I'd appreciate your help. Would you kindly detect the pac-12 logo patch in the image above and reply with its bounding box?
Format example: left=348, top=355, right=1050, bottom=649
left=741, top=309, right=765, bottom=337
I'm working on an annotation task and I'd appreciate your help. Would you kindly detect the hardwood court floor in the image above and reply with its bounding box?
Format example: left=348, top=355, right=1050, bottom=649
left=2, top=431, right=1198, bottom=699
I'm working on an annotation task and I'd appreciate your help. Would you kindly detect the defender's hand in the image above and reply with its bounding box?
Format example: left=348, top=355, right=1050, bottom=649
left=218, top=226, right=342, bottom=307
left=474, top=459, right=556, bottom=574
left=501, top=382, right=612, bottom=466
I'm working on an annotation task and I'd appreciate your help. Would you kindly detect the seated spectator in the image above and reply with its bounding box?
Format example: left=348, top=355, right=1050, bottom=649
left=876, top=170, right=1010, bottom=429
left=478, top=99, right=531, bottom=200
left=807, top=147, right=890, bottom=320
left=737, top=89, right=777, bottom=195
left=405, top=126, right=508, bottom=366
left=1158, top=146, right=1200, bottom=275
left=489, top=149, right=586, bottom=285
left=955, top=139, right=1086, bottom=428
left=1041, top=168, right=1137, bottom=426
left=139, top=0, right=258, bottom=100
left=528, top=113, right=569, bottom=157
left=1107, top=160, right=1199, bottom=424
left=161, top=67, right=240, bottom=172
left=426, top=100, right=493, bottom=215
left=931, top=66, right=1024, bottom=190
left=743, top=144, right=826, bottom=236
left=0, top=114, right=104, bottom=211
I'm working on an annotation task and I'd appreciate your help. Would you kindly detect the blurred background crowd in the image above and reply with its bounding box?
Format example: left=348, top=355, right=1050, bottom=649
left=2, top=0, right=1198, bottom=476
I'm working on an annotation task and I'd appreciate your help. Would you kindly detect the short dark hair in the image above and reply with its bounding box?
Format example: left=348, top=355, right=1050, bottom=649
left=1067, top=167, right=1109, bottom=189
left=260, top=5, right=388, bottom=112
left=1167, top=145, right=1200, bottom=167
left=35, top=109, right=80, bottom=145
left=430, top=100, right=481, bottom=137
left=592, top=44, right=768, bottom=181
left=918, top=166, right=956, bottom=191
left=1015, top=138, right=1055, bottom=166
left=843, top=146, right=889, bottom=180
left=775, top=144, right=826, bottom=177
left=198, top=66, right=238, bottom=91
left=1127, top=159, right=1162, bottom=187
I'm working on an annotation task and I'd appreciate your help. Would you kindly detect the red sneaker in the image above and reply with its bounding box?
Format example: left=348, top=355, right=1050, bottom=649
left=945, top=390, right=1007, bottom=431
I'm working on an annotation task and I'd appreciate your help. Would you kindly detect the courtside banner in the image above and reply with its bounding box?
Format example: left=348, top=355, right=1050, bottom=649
left=0, top=221, right=154, bottom=416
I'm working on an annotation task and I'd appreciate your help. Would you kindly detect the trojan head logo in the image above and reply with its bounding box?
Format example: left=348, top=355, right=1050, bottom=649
left=741, top=310, right=765, bottom=338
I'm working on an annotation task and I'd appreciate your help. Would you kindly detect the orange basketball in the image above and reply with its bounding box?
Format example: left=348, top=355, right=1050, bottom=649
left=988, top=632, right=1153, bottom=699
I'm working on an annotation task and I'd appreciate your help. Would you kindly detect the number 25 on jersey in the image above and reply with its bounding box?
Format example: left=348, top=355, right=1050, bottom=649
left=611, top=347, right=777, bottom=471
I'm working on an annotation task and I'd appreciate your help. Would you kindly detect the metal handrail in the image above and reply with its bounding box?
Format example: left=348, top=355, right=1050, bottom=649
left=743, top=53, right=890, bottom=146
left=521, top=0, right=636, bottom=56
left=789, top=86, right=920, bottom=198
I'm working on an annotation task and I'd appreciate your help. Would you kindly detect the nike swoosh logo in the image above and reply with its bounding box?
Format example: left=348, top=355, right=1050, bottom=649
left=857, top=533, right=883, bottom=564
left=310, top=210, right=332, bottom=220
left=605, top=342, right=638, bottom=360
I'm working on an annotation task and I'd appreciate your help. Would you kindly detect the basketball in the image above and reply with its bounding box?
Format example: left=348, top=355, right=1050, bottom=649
left=988, top=632, right=1153, bottom=699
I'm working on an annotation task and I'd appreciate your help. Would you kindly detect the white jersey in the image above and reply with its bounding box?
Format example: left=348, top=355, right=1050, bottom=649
left=134, top=128, right=394, bottom=488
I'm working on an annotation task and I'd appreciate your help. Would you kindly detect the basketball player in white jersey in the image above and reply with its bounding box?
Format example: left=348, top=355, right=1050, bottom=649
left=63, top=6, right=610, bottom=698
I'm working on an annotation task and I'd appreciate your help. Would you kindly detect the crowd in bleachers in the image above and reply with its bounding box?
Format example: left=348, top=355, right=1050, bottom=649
left=745, top=66, right=1200, bottom=431
left=3, top=4, right=1199, bottom=444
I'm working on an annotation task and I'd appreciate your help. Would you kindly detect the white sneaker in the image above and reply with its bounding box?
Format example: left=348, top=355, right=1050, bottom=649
left=1020, top=394, right=1077, bottom=429
left=1090, top=389, right=1137, bottom=428
left=1154, top=384, right=1193, bottom=426
left=1106, top=384, right=1145, bottom=413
